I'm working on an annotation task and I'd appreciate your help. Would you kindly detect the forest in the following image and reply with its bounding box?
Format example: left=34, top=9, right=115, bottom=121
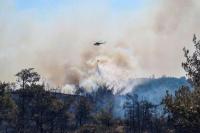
left=0, top=36, right=200, bottom=133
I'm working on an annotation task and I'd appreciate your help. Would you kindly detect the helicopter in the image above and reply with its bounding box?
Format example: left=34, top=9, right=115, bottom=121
left=93, top=41, right=106, bottom=46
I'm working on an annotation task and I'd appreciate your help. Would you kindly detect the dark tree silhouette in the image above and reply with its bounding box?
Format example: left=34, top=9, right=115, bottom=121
left=0, top=82, right=16, bottom=133
left=182, top=34, right=200, bottom=87
left=164, top=35, right=200, bottom=132
left=15, top=68, right=40, bottom=133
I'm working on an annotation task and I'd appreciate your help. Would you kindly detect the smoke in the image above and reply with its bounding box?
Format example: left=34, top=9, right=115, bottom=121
left=0, top=0, right=200, bottom=91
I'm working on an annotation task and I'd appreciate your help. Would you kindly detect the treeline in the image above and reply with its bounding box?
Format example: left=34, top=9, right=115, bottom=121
left=1, top=35, right=200, bottom=133
left=0, top=68, right=165, bottom=133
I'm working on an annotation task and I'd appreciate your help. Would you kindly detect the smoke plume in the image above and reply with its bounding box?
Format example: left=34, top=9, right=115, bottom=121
left=0, top=0, right=200, bottom=91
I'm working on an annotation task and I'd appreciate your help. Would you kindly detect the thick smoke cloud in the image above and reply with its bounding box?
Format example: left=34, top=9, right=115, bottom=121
left=0, top=0, right=200, bottom=91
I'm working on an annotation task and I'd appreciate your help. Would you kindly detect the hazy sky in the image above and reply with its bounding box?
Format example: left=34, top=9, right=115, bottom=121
left=0, top=0, right=200, bottom=85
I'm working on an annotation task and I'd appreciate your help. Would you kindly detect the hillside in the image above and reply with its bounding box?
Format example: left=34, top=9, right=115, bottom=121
left=130, top=76, right=190, bottom=104
left=113, top=76, right=191, bottom=118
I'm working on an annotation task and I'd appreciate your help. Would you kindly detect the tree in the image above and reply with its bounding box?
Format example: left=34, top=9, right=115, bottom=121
left=15, top=68, right=40, bottom=133
left=123, top=94, right=138, bottom=133
left=95, top=104, right=114, bottom=131
left=0, top=82, right=17, bottom=133
left=14, top=68, right=74, bottom=133
left=75, top=96, right=91, bottom=127
left=16, top=68, right=40, bottom=89
left=124, top=93, right=159, bottom=133
left=53, top=102, right=70, bottom=133
left=91, top=84, right=114, bottom=113
left=46, top=93, right=66, bottom=133
left=182, top=34, right=200, bottom=87
left=28, top=85, right=53, bottom=133
left=163, top=35, right=200, bottom=132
